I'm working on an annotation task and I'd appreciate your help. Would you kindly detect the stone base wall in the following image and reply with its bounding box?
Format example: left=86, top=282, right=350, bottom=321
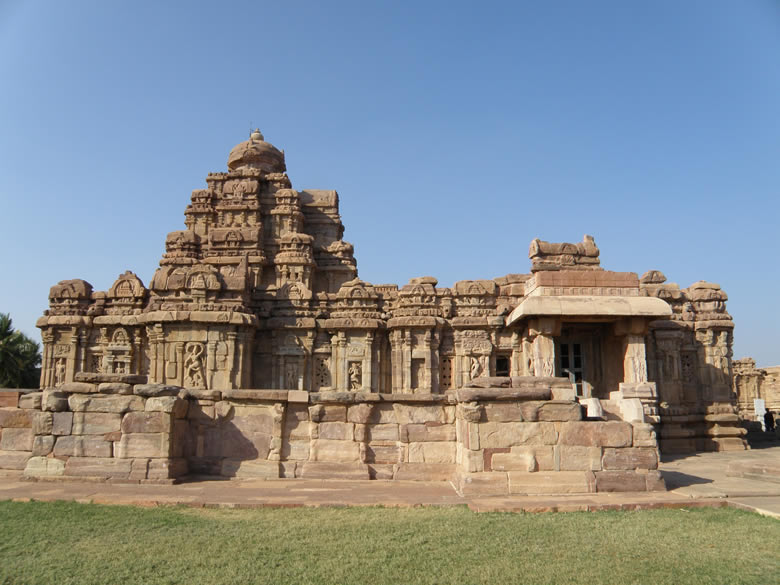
left=0, top=375, right=666, bottom=495
left=657, top=403, right=748, bottom=454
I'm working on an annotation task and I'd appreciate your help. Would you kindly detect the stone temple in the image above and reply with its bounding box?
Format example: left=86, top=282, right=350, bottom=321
left=0, top=131, right=747, bottom=493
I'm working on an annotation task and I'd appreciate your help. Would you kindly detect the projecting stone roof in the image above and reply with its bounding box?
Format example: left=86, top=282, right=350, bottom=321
left=227, top=129, right=286, bottom=172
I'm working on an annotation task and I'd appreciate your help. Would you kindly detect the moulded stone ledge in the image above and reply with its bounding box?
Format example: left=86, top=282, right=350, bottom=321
left=222, top=389, right=289, bottom=401
left=299, top=461, right=369, bottom=480
left=220, top=458, right=281, bottom=478
left=455, top=387, right=552, bottom=403
left=75, top=372, right=147, bottom=385
left=64, top=457, right=133, bottom=479
left=394, top=462, right=456, bottom=481
left=509, top=471, right=596, bottom=495
left=59, top=382, right=99, bottom=394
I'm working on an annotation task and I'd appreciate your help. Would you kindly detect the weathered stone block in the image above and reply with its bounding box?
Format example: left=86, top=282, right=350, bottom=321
left=308, top=404, right=346, bottom=423
left=516, top=445, right=555, bottom=471
left=537, top=401, right=582, bottom=422
left=310, top=439, right=361, bottom=462
left=0, top=392, right=20, bottom=408
left=188, top=402, right=215, bottom=423
left=97, top=382, right=133, bottom=395
left=54, top=435, right=112, bottom=457
left=365, top=445, right=401, bottom=464
left=220, top=458, right=279, bottom=478
left=0, top=428, right=34, bottom=451
left=0, top=408, right=31, bottom=429
left=594, top=470, right=648, bottom=492
left=32, top=435, right=55, bottom=456
left=364, top=423, right=399, bottom=442
left=479, top=421, right=557, bottom=448
left=65, top=457, right=132, bottom=479
left=0, top=450, right=31, bottom=469
left=346, top=403, right=373, bottom=424
left=31, top=412, right=53, bottom=435
left=559, top=421, right=632, bottom=447
left=481, top=402, right=525, bottom=422
left=18, top=392, right=42, bottom=410
left=72, top=412, right=122, bottom=435
left=121, top=412, right=170, bottom=434
left=42, top=390, right=69, bottom=412
left=299, top=461, right=370, bottom=479
left=214, top=401, right=233, bottom=419
left=148, top=458, right=187, bottom=480
left=408, top=442, right=456, bottom=464
left=280, top=440, right=310, bottom=460
left=317, top=421, right=355, bottom=441
left=395, top=462, right=455, bottom=481
left=645, top=470, right=666, bottom=491
left=231, top=413, right=274, bottom=435
left=631, top=423, right=657, bottom=447
left=116, top=433, right=171, bottom=458
left=401, top=422, right=456, bottom=443
left=60, top=382, right=98, bottom=394
left=557, top=445, right=602, bottom=471
left=602, top=448, right=658, bottom=470
left=509, top=471, right=595, bottom=494
left=69, top=394, right=144, bottom=414
left=23, top=456, right=65, bottom=477
left=144, top=396, right=179, bottom=414
left=392, top=404, right=446, bottom=424
left=219, top=429, right=271, bottom=459
left=519, top=401, right=543, bottom=422
left=52, top=412, right=73, bottom=435
left=284, top=417, right=312, bottom=440
left=489, top=449, right=534, bottom=472
left=457, top=471, right=508, bottom=495
left=133, top=384, right=181, bottom=397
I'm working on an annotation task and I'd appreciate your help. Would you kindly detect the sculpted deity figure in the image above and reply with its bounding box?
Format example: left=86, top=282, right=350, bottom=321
left=55, top=359, right=66, bottom=386
left=349, top=362, right=362, bottom=390
left=286, top=364, right=298, bottom=390
left=469, top=357, right=483, bottom=380
left=184, top=343, right=206, bottom=388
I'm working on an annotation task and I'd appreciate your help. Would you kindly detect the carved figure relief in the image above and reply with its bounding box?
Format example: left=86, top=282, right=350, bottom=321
left=349, top=362, right=362, bottom=390
left=55, top=359, right=66, bottom=387
left=469, top=357, right=483, bottom=380
left=184, top=343, right=206, bottom=388
left=541, top=357, right=554, bottom=377
left=285, top=363, right=298, bottom=390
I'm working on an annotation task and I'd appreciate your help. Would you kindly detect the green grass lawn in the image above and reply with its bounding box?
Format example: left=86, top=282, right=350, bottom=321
left=0, top=501, right=777, bottom=585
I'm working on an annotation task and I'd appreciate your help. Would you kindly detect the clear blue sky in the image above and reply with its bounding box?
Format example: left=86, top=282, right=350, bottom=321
left=1, top=1, right=778, bottom=366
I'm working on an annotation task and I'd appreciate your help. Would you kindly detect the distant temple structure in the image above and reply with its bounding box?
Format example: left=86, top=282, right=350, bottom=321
left=0, top=131, right=746, bottom=490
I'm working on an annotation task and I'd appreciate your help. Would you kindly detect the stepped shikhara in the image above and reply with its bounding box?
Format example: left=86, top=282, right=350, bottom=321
left=0, top=130, right=745, bottom=490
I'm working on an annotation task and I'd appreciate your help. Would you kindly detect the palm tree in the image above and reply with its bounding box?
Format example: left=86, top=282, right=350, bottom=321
left=0, top=313, right=41, bottom=388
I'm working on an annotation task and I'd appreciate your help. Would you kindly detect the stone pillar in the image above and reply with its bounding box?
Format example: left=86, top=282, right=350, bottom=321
left=40, top=331, right=54, bottom=388
left=67, top=328, right=79, bottom=383
left=430, top=330, right=440, bottom=394
left=363, top=332, right=373, bottom=392
left=78, top=329, right=88, bottom=373
left=176, top=342, right=185, bottom=386
left=226, top=331, right=237, bottom=390
left=207, top=340, right=217, bottom=390
left=402, top=332, right=412, bottom=392
left=330, top=334, right=340, bottom=390
left=510, top=331, right=522, bottom=376
left=133, top=331, right=143, bottom=375
left=338, top=333, right=348, bottom=391
left=390, top=330, right=402, bottom=392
